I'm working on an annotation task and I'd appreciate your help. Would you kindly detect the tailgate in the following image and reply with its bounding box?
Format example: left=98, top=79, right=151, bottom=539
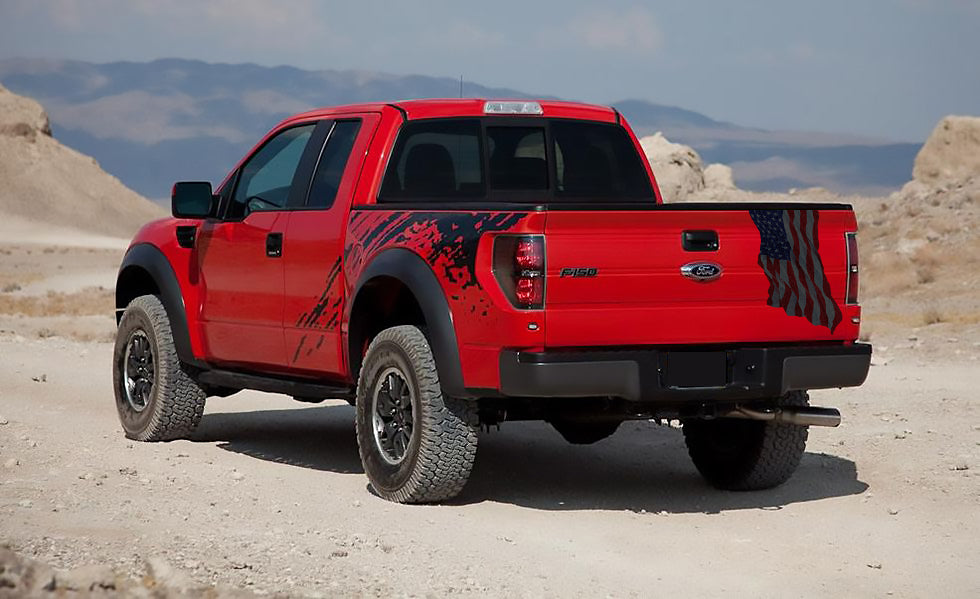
left=543, top=206, right=859, bottom=347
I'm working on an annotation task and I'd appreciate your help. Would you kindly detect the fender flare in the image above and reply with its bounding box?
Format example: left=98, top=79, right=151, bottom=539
left=116, top=243, right=203, bottom=368
left=351, top=248, right=468, bottom=398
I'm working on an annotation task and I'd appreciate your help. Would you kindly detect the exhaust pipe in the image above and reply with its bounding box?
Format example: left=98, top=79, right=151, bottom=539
left=721, top=406, right=841, bottom=427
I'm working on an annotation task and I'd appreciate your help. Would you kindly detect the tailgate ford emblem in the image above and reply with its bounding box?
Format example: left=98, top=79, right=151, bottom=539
left=681, top=262, right=723, bottom=282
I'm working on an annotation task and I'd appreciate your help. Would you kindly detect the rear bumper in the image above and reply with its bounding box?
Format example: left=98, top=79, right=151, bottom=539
left=498, top=343, right=871, bottom=402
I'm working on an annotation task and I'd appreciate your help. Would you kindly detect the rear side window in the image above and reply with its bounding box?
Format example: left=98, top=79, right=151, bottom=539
left=380, top=120, right=484, bottom=199
left=307, top=120, right=361, bottom=209
left=552, top=121, right=653, bottom=199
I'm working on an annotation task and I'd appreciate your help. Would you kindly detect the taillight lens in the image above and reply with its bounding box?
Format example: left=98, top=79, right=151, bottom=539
left=493, top=235, right=545, bottom=309
left=515, top=239, right=544, bottom=271
left=845, top=232, right=859, bottom=304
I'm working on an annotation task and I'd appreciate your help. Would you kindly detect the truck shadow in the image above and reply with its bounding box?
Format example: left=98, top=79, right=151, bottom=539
left=193, top=406, right=868, bottom=514
left=458, top=420, right=868, bottom=513
left=192, top=404, right=363, bottom=474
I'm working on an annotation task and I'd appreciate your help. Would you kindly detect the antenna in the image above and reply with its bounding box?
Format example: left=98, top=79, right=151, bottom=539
left=459, top=75, right=463, bottom=98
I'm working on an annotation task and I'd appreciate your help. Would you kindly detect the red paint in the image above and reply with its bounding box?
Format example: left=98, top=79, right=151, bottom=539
left=126, top=98, right=861, bottom=393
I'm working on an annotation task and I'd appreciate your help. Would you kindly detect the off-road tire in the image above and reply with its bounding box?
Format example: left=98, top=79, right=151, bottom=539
left=355, top=325, right=478, bottom=503
left=112, top=294, right=206, bottom=441
left=550, top=419, right=622, bottom=445
left=683, top=391, right=810, bottom=491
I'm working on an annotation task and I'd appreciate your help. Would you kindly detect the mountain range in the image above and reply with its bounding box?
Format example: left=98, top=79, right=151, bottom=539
left=0, top=57, right=920, bottom=199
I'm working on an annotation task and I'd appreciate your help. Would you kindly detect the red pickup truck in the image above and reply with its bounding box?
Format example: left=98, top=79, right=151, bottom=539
left=113, top=99, right=870, bottom=503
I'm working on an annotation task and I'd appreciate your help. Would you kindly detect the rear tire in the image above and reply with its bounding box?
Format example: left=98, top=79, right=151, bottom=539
left=112, top=295, right=206, bottom=441
left=355, top=325, right=478, bottom=503
left=683, top=391, right=809, bottom=490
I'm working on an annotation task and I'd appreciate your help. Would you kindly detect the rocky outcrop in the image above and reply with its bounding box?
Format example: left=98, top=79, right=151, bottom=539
left=0, top=83, right=163, bottom=238
left=0, top=547, right=256, bottom=597
left=703, top=163, right=735, bottom=190
left=0, top=84, right=51, bottom=139
left=912, top=115, right=980, bottom=185
left=638, top=133, right=704, bottom=201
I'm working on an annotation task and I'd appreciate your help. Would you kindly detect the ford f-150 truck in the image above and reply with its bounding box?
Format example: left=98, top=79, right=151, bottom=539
left=113, top=99, right=871, bottom=503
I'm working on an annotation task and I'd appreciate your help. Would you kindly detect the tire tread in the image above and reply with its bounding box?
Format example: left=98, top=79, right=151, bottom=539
left=355, top=325, right=477, bottom=503
left=115, top=295, right=206, bottom=441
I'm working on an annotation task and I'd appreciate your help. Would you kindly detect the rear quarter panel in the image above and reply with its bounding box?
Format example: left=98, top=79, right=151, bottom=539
left=343, top=209, right=546, bottom=389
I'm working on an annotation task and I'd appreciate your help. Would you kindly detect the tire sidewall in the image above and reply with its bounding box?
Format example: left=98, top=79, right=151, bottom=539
left=356, top=338, right=424, bottom=494
left=113, top=303, right=162, bottom=438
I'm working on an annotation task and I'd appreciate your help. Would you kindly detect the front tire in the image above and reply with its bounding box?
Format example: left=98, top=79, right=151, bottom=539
left=112, top=295, right=206, bottom=441
left=355, top=325, right=478, bottom=503
left=682, top=391, right=810, bottom=490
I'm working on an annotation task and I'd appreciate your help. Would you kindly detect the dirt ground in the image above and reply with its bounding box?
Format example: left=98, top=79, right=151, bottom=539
left=2, top=334, right=978, bottom=597
left=1, top=229, right=979, bottom=598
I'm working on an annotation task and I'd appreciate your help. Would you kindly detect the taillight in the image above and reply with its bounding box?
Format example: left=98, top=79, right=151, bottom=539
left=845, top=232, right=859, bottom=304
left=493, top=235, right=545, bottom=309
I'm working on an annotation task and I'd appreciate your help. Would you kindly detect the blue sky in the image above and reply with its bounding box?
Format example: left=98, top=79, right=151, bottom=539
left=1, top=0, right=977, bottom=141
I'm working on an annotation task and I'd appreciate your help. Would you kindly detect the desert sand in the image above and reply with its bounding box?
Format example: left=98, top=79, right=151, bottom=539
left=0, top=86, right=978, bottom=597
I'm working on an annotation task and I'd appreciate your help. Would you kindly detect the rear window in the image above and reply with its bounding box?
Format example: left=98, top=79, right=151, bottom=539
left=380, top=120, right=484, bottom=199
left=487, top=126, right=548, bottom=190
left=552, top=121, right=652, bottom=199
left=379, top=118, right=653, bottom=203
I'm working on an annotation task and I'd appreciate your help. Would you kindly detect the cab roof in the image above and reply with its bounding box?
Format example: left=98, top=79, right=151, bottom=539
left=290, top=99, right=619, bottom=123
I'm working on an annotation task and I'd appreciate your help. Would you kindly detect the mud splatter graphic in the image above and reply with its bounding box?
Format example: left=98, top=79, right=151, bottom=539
left=344, top=210, right=528, bottom=317
left=292, top=334, right=308, bottom=363
left=295, top=257, right=343, bottom=331
left=292, top=209, right=530, bottom=366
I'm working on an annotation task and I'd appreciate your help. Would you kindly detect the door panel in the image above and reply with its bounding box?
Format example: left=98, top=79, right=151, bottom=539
left=197, top=212, right=288, bottom=368
left=196, top=122, right=320, bottom=370
left=283, top=115, right=378, bottom=378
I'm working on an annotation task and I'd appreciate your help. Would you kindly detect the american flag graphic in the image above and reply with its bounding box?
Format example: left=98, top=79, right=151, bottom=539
left=749, top=209, right=842, bottom=332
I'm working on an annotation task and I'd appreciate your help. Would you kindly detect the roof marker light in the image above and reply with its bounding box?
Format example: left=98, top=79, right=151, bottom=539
left=483, top=101, right=543, bottom=115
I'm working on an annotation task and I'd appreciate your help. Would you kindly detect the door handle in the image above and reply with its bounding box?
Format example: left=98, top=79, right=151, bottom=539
left=266, top=232, right=283, bottom=258
left=682, top=230, right=719, bottom=252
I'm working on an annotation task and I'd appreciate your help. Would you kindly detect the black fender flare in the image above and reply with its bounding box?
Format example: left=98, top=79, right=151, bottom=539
left=116, top=243, right=203, bottom=368
left=350, top=248, right=468, bottom=398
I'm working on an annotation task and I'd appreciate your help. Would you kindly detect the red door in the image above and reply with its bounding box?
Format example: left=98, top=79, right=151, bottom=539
left=283, top=114, right=379, bottom=378
left=196, top=213, right=288, bottom=369
left=197, top=123, right=318, bottom=370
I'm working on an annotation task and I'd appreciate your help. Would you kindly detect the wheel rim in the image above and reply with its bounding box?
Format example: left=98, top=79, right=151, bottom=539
left=123, top=330, right=155, bottom=413
left=371, top=366, right=416, bottom=465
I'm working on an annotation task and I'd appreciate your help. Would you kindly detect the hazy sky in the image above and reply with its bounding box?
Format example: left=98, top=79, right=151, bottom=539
left=1, top=0, right=977, bottom=141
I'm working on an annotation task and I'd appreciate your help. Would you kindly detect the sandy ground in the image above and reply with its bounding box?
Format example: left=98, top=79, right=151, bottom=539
left=0, top=235, right=979, bottom=598
left=1, top=335, right=978, bottom=598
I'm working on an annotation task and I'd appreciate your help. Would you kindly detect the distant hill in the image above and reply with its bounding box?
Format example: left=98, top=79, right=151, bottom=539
left=0, top=57, right=920, bottom=198
left=0, top=82, right=164, bottom=237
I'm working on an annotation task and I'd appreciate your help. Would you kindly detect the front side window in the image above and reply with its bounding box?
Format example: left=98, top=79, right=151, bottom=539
left=226, top=124, right=315, bottom=219
left=307, top=120, right=362, bottom=209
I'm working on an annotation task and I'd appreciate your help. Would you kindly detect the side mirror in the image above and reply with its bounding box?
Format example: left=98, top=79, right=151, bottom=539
left=172, top=181, right=216, bottom=219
